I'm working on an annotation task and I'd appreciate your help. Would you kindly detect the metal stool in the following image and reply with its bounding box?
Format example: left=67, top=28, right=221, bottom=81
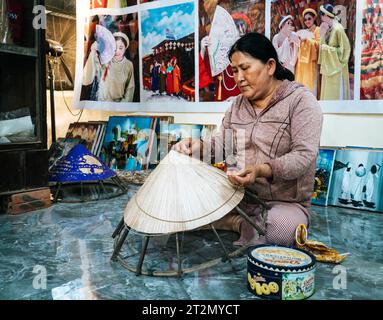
left=111, top=190, right=270, bottom=277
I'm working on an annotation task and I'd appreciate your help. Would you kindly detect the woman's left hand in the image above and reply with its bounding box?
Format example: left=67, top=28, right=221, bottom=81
left=227, top=163, right=272, bottom=187
left=227, top=166, right=258, bottom=187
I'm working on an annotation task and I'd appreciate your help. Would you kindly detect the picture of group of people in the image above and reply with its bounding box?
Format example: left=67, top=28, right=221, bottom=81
left=141, top=2, right=195, bottom=102
left=80, top=11, right=140, bottom=102
left=271, top=1, right=356, bottom=101
left=148, top=57, right=182, bottom=98
left=328, top=149, right=383, bottom=212
left=75, top=0, right=383, bottom=110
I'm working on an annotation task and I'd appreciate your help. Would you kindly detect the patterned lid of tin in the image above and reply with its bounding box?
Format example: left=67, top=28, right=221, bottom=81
left=49, top=144, right=115, bottom=182
left=248, top=244, right=316, bottom=273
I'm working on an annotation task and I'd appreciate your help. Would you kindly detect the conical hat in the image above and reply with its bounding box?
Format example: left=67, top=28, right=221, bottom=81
left=124, top=150, right=244, bottom=234
left=96, top=25, right=116, bottom=65
left=49, top=144, right=115, bottom=182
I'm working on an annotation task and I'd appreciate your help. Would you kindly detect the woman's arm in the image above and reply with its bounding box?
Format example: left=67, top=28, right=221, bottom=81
left=82, top=42, right=101, bottom=86
left=228, top=90, right=322, bottom=187
left=122, top=60, right=135, bottom=102
left=265, top=90, right=322, bottom=182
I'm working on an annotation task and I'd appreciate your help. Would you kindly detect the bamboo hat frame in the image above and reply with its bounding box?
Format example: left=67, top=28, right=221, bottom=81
left=123, top=150, right=245, bottom=234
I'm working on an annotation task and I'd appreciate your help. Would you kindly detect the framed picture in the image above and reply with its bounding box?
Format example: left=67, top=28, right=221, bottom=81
left=311, top=148, right=336, bottom=206
left=100, top=115, right=173, bottom=171
left=328, top=148, right=383, bottom=212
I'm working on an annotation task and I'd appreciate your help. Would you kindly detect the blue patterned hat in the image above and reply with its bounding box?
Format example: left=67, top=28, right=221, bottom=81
left=320, top=4, right=335, bottom=18
left=49, top=144, right=115, bottom=182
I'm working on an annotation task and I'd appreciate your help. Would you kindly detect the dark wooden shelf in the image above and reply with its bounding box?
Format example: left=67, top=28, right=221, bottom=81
left=0, top=0, right=48, bottom=197
left=0, top=43, right=38, bottom=57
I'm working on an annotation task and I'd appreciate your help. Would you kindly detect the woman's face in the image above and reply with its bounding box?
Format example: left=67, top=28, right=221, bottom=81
left=114, top=39, right=127, bottom=61
left=231, top=51, right=275, bottom=102
left=304, top=13, right=315, bottom=28
left=320, top=13, right=332, bottom=24
left=281, top=18, right=294, bottom=32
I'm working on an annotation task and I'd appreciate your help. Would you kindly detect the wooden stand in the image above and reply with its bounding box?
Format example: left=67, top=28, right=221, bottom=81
left=2, top=188, right=52, bottom=215
left=111, top=208, right=262, bottom=277
left=110, top=190, right=269, bottom=277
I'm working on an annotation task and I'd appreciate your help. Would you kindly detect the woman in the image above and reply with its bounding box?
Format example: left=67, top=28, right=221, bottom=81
left=174, top=33, right=322, bottom=246
left=295, top=8, right=321, bottom=97
left=171, top=57, right=181, bottom=98
left=166, top=61, right=174, bottom=96
left=272, top=15, right=300, bottom=75
left=318, top=3, right=351, bottom=100
left=82, top=31, right=135, bottom=102
left=150, top=60, right=160, bottom=95
left=159, top=60, right=167, bottom=96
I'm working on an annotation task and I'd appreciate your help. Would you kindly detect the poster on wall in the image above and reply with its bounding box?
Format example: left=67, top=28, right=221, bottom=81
left=328, top=149, right=383, bottom=213
left=90, top=0, right=138, bottom=9
left=141, top=1, right=195, bottom=102
left=270, top=0, right=356, bottom=102
left=73, top=0, right=383, bottom=113
left=360, top=0, right=383, bottom=100
left=199, top=0, right=265, bottom=102
left=79, top=9, right=140, bottom=103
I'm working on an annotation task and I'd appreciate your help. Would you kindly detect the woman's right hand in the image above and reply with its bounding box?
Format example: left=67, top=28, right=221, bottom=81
left=173, top=138, right=203, bottom=156
left=200, top=36, right=211, bottom=58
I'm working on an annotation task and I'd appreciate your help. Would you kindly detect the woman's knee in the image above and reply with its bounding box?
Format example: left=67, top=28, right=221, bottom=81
left=265, top=205, right=308, bottom=246
left=265, top=222, right=297, bottom=246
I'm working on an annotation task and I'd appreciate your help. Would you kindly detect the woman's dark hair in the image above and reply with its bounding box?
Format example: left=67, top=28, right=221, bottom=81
left=228, top=32, right=294, bottom=81
left=304, top=12, right=316, bottom=19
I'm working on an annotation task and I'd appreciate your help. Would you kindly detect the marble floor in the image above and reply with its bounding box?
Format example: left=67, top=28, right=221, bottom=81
left=0, top=185, right=382, bottom=300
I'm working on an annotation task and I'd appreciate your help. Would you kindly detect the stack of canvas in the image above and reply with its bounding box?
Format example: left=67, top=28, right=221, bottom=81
left=65, top=122, right=105, bottom=155
left=158, top=123, right=217, bottom=162
left=312, top=147, right=383, bottom=213
left=100, top=116, right=174, bottom=171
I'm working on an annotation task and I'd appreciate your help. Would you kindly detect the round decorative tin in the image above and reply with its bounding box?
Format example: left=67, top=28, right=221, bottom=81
left=247, top=244, right=316, bottom=300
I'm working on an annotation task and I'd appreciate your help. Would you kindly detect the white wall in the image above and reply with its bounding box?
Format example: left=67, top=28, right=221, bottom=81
left=47, top=91, right=383, bottom=149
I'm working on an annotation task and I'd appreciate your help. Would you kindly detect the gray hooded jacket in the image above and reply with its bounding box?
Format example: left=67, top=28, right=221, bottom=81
left=209, top=80, right=323, bottom=207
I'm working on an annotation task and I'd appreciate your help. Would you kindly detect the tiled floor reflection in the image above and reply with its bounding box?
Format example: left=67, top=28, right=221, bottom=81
left=0, top=184, right=382, bottom=300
